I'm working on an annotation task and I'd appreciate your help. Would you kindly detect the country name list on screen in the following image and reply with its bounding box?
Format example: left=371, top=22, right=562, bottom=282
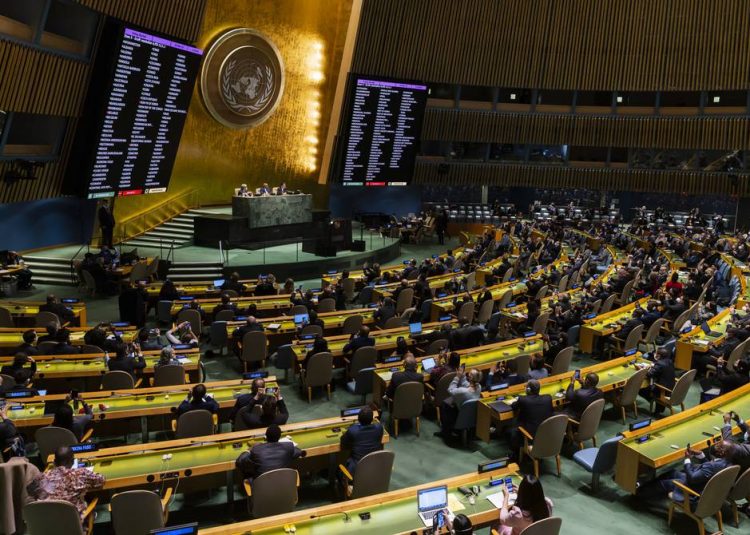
left=87, top=28, right=202, bottom=199
left=341, top=77, right=427, bottom=187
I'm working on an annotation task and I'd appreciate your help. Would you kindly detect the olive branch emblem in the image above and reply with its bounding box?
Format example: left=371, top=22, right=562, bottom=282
left=221, top=60, right=274, bottom=114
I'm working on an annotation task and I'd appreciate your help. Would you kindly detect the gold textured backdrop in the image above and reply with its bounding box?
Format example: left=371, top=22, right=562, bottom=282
left=114, top=0, right=353, bottom=230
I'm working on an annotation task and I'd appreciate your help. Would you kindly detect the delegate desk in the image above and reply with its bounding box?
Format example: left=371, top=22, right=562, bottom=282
left=0, top=326, right=137, bottom=354
left=578, top=296, right=650, bottom=354
left=65, top=415, right=388, bottom=502
left=170, top=294, right=295, bottom=318
left=200, top=464, right=521, bottom=535
left=0, top=300, right=87, bottom=327
left=674, top=308, right=747, bottom=371
left=144, top=279, right=258, bottom=299
left=0, top=348, right=201, bottom=392
left=371, top=271, right=463, bottom=302
left=225, top=307, right=377, bottom=343
left=232, top=194, right=312, bottom=229
left=7, top=377, right=276, bottom=441
left=476, top=355, right=648, bottom=442
left=371, top=335, right=544, bottom=405
left=429, top=280, right=528, bottom=322
left=657, top=248, right=686, bottom=269
left=615, top=382, right=750, bottom=493
left=290, top=320, right=458, bottom=364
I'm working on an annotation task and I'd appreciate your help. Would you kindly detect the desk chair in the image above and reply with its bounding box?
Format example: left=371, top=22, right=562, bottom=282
left=533, top=285, right=548, bottom=301
left=35, top=427, right=92, bottom=467
left=35, top=311, right=61, bottom=328
left=173, top=409, right=215, bottom=438
left=567, top=398, right=605, bottom=450
left=215, top=309, right=236, bottom=322
left=24, top=499, right=98, bottom=535
left=519, top=413, right=568, bottom=478
left=457, top=301, right=475, bottom=324
left=80, top=270, right=97, bottom=298
left=209, top=321, right=228, bottom=355
left=477, top=299, right=494, bottom=325
left=453, top=398, right=479, bottom=447
left=639, top=318, right=666, bottom=353
left=668, top=464, right=740, bottom=535
left=110, top=489, right=171, bottom=535
left=152, top=364, right=187, bottom=387
left=612, top=367, right=649, bottom=424
left=387, top=381, right=424, bottom=438
left=425, top=338, right=449, bottom=355
left=346, top=366, right=375, bottom=404
left=395, top=288, right=414, bottom=314
left=239, top=331, right=267, bottom=372
left=342, top=314, right=364, bottom=335
left=346, top=346, right=377, bottom=381
left=339, top=450, right=394, bottom=499
left=317, top=298, right=336, bottom=313
left=651, top=368, right=696, bottom=415
left=300, top=352, right=333, bottom=403
left=299, top=324, right=323, bottom=338
left=426, top=371, right=457, bottom=427
left=607, top=324, right=643, bottom=359
left=572, top=435, right=621, bottom=492
left=548, top=346, right=574, bottom=376
left=599, top=294, right=617, bottom=314
left=274, top=344, right=296, bottom=383
left=728, top=467, right=750, bottom=527
left=519, top=517, right=563, bottom=535
left=0, top=307, right=14, bottom=327
left=176, top=308, right=202, bottom=337
left=244, top=468, right=299, bottom=518
left=101, top=370, right=136, bottom=390
left=289, top=304, right=308, bottom=316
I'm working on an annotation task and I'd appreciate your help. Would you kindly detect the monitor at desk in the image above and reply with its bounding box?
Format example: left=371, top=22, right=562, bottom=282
left=149, top=523, right=198, bottom=535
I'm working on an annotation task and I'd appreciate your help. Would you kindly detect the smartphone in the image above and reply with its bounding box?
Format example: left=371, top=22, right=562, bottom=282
left=573, top=370, right=581, bottom=381
left=432, top=510, right=445, bottom=530
left=461, top=363, right=466, bottom=371
left=265, top=387, right=278, bottom=396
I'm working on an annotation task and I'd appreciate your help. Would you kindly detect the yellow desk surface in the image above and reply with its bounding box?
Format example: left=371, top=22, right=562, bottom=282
left=170, top=294, right=293, bottom=316
left=65, top=415, right=388, bottom=491
left=615, top=382, right=750, bottom=493
left=291, top=320, right=458, bottom=360
left=7, top=377, right=275, bottom=429
left=0, top=326, right=137, bottom=349
left=579, top=296, right=650, bottom=353
left=371, top=335, right=543, bottom=404
left=430, top=281, right=528, bottom=321
left=674, top=308, right=745, bottom=371
left=200, top=465, right=520, bottom=535
left=476, top=355, right=647, bottom=442
left=144, top=279, right=258, bottom=298
left=0, top=301, right=87, bottom=326
left=225, top=308, right=377, bottom=336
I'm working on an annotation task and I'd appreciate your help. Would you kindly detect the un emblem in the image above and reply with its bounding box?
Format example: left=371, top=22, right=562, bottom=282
left=200, top=29, right=285, bottom=129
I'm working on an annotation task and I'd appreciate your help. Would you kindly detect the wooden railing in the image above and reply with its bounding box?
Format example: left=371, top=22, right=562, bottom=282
left=115, top=189, right=200, bottom=244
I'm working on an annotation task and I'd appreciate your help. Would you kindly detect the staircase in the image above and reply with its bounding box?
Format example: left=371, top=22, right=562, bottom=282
left=21, top=256, right=74, bottom=286
left=167, top=261, right=224, bottom=282
left=122, top=207, right=224, bottom=250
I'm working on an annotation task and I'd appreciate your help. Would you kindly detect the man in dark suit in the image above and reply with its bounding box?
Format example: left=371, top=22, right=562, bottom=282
left=639, top=348, right=676, bottom=414
left=450, top=318, right=485, bottom=350
left=39, top=294, right=75, bottom=324
left=509, top=379, right=554, bottom=458
left=339, top=406, right=384, bottom=474
left=51, top=329, right=80, bottom=355
left=232, top=316, right=264, bottom=341
left=221, top=272, right=246, bottom=295
left=660, top=440, right=735, bottom=502
left=721, top=412, right=750, bottom=474
left=385, top=354, right=423, bottom=399
left=235, top=424, right=305, bottom=482
left=107, top=343, right=146, bottom=378
left=641, top=302, right=662, bottom=328
left=564, top=372, right=604, bottom=419
left=176, top=383, right=220, bottom=416
left=343, top=326, right=375, bottom=354
left=14, top=330, right=38, bottom=356
left=617, top=308, right=645, bottom=340
left=213, top=293, right=237, bottom=319
left=98, top=199, right=115, bottom=248
left=229, top=378, right=266, bottom=422
left=0, top=353, right=36, bottom=384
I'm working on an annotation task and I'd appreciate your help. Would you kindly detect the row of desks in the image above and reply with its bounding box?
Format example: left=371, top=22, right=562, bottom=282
left=201, top=464, right=521, bottom=535
left=0, top=300, right=87, bottom=327
left=0, top=325, right=137, bottom=353
left=674, top=307, right=740, bottom=370
left=475, top=355, right=648, bottom=442
left=616, top=382, right=750, bottom=493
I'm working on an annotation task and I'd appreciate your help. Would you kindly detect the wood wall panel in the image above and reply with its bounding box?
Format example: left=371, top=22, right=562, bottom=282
left=353, top=0, right=750, bottom=91
left=77, top=0, right=206, bottom=43
left=0, top=0, right=207, bottom=203
left=422, top=109, right=750, bottom=150
left=414, top=160, right=747, bottom=197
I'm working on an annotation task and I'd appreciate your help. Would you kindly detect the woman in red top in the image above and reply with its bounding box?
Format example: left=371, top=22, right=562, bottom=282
left=665, top=272, right=684, bottom=296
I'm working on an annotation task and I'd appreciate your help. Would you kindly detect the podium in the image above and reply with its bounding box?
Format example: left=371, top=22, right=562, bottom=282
left=231, top=194, right=312, bottom=229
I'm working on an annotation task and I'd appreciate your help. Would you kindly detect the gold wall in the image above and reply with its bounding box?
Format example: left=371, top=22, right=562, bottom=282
left=114, top=0, right=353, bottom=226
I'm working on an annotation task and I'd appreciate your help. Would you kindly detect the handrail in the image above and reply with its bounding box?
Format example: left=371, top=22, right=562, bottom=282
left=116, top=189, right=199, bottom=243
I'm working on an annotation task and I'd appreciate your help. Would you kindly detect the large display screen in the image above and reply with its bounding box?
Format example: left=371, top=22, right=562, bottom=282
left=337, top=75, right=428, bottom=187
left=65, top=21, right=202, bottom=199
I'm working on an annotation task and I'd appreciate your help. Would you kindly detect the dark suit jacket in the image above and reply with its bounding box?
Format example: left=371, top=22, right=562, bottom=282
left=340, top=422, right=384, bottom=464
left=241, top=399, right=290, bottom=429
left=237, top=441, right=303, bottom=479
left=14, top=343, right=38, bottom=356
left=683, top=457, right=732, bottom=494
left=619, top=318, right=643, bottom=340
left=51, top=343, right=80, bottom=355
left=343, top=335, right=375, bottom=354
left=177, top=396, right=220, bottom=416
left=98, top=205, right=115, bottom=228
left=0, top=361, right=36, bottom=384
left=564, top=385, right=604, bottom=419
left=107, top=356, right=146, bottom=378
left=647, top=358, right=675, bottom=390
left=512, top=394, right=553, bottom=436
left=230, top=393, right=261, bottom=421
left=386, top=369, right=423, bottom=399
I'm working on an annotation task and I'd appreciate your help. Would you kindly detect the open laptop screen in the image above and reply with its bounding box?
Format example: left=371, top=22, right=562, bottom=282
left=418, top=485, right=448, bottom=512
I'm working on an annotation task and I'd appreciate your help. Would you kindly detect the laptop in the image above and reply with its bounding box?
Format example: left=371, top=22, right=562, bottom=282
left=213, top=279, right=225, bottom=288
left=294, top=313, right=309, bottom=325
left=700, top=321, right=721, bottom=337
left=417, top=485, right=452, bottom=527
left=409, top=322, right=422, bottom=335
left=149, top=523, right=198, bottom=535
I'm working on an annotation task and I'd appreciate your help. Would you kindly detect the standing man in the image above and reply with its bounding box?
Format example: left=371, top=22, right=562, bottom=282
left=98, top=199, right=115, bottom=248
left=436, top=209, right=449, bottom=245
